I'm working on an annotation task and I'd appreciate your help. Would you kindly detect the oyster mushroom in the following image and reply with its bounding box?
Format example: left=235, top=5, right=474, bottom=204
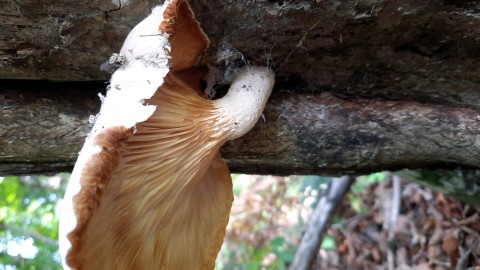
left=59, top=0, right=274, bottom=269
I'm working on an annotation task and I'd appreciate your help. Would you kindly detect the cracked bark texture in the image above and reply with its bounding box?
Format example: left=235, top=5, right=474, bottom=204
left=1, top=0, right=480, bottom=202
left=2, top=82, right=480, bottom=175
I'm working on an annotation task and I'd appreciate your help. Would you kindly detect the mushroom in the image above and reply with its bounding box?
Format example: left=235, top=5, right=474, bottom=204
left=58, top=0, right=275, bottom=269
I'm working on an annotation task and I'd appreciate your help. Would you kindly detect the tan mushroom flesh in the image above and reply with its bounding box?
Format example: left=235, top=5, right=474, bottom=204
left=59, top=0, right=275, bottom=269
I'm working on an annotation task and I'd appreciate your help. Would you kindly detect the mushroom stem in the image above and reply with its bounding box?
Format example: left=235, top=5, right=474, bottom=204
left=215, top=66, right=275, bottom=140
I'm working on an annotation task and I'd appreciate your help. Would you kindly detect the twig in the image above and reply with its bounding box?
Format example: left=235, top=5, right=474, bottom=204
left=456, top=213, right=479, bottom=226
left=0, top=222, right=58, bottom=246
left=290, top=176, right=354, bottom=270
left=455, top=239, right=480, bottom=270
left=387, top=175, right=402, bottom=270
left=460, top=226, right=480, bottom=238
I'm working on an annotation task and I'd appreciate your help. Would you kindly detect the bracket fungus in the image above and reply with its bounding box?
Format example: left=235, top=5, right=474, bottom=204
left=59, top=0, right=275, bottom=269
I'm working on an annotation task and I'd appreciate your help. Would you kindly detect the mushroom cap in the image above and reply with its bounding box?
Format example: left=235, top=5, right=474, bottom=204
left=73, top=72, right=234, bottom=269
left=59, top=1, right=210, bottom=268
left=59, top=0, right=274, bottom=269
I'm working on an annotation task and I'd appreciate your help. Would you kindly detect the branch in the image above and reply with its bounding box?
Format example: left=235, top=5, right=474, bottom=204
left=290, top=176, right=354, bottom=270
left=0, top=222, right=58, bottom=247
left=1, top=83, right=480, bottom=176
left=386, top=175, right=401, bottom=270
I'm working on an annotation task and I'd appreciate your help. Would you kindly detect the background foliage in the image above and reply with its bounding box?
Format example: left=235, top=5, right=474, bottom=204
left=0, top=174, right=335, bottom=269
left=0, top=174, right=68, bottom=270
left=1, top=172, right=478, bottom=269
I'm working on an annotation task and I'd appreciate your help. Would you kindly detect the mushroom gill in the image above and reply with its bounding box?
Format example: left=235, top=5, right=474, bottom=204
left=59, top=0, right=274, bottom=269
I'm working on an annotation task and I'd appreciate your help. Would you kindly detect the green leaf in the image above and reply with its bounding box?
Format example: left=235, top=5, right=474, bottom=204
left=271, top=237, right=285, bottom=247
left=321, top=235, right=336, bottom=250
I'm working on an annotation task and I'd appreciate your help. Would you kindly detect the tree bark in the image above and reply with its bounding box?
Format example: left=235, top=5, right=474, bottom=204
left=2, top=81, right=480, bottom=176
left=1, top=0, right=480, bottom=107
left=1, top=0, right=480, bottom=178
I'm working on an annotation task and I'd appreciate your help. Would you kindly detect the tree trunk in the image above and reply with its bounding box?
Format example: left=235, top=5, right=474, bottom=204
left=1, top=0, right=480, bottom=202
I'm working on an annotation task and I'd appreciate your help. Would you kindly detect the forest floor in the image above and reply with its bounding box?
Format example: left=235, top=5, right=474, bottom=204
left=219, top=174, right=480, bottom=270
left=315, top=177, right=480, bottom=270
